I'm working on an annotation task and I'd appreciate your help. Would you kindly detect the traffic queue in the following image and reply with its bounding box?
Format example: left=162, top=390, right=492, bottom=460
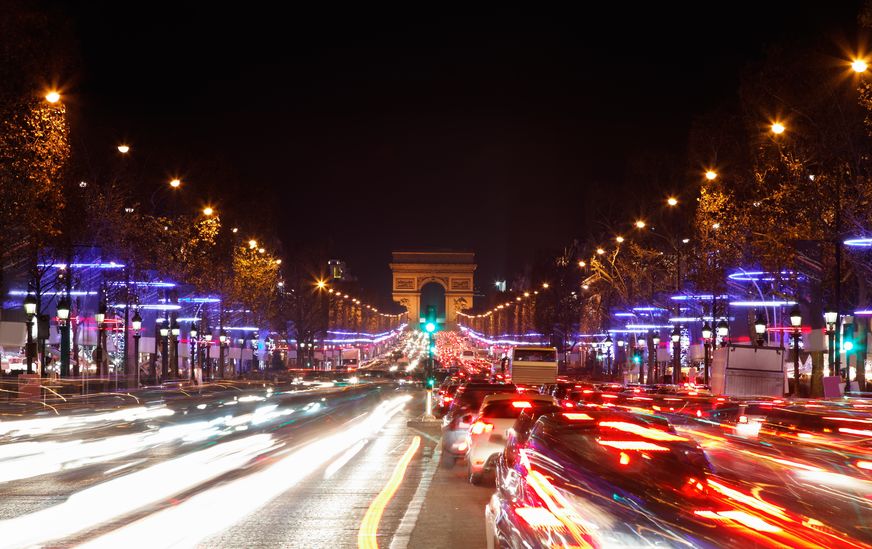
left=434, top=351, right=872, bottom=548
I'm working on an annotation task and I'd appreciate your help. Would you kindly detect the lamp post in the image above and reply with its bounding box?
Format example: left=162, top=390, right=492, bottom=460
left=670, top=326, right=681, bottom=384
left=824, top=308, right=838, bottom=377
left=603, top=335, right=613, bottom=379
left=754, top=313, right=767, bottom=347
left=23, top=294, right=37, bottom=374
left=190, top=324, right=198, bottom=382
left=789, top=304, right=802, bottom=396
left=218, top=330, right=227, bottom=379
left=132, top=310, right=142, bottom=387
left=701, top=321, right=713, bottom=386
left=171, top=321, right=180, bottom=378
left=636, top=337, right=650, bottom=383
left=95, top=299, right=107, bottom=377
left=204, top=329, right=213, bottom=381
left=57, top=295, right=71, bottom=377
left=651, top=334, right=660, bottom=384
left=159, top=324, right=169, bottom=380
left=716, top=319, right=729, bottom=347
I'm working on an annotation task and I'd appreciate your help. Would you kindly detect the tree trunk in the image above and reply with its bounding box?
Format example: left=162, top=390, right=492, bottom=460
left=810, top=351, right=824, bottom=397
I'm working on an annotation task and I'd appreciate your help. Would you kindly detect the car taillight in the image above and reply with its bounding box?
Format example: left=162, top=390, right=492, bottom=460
left=515, top=506, right=563, bottom=528
left=738, top=415, right=749, bottom=424
left=582, top=389, right=594, bottom=394
left=471, top=421, right=494, bottom=435
left=443, top=396, right=453, bottom=403
left=563, top=401, right=575, bottom=408
left=512, top=401, right=532, bottom=409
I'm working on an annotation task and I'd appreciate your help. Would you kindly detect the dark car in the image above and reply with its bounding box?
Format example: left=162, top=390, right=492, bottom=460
left=488, top=410, right=716, bottom=548
left=440, top=382, right=517, bottom=466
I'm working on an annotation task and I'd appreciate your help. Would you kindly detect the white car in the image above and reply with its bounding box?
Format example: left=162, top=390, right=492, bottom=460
left=465, top=393, right=559, bottom=484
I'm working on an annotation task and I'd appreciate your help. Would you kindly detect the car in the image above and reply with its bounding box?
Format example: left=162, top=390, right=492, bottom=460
left=440, top=382, right=517, bottom=467
left=465, top=393, right=559, bottom=484
left=488, top=409, right=712, bottom=548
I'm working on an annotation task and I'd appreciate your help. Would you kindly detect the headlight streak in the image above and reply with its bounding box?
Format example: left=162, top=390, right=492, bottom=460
left=0, top=435, right=277, bottom=549
left=76, top=396, right=412, bottom=549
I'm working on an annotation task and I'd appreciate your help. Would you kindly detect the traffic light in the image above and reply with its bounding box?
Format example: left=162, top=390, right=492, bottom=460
left=420, top=305, right=440, bottom=333
left=426, top=377, right=436, bottom=389
left=632, top=350, right=642, bottom=365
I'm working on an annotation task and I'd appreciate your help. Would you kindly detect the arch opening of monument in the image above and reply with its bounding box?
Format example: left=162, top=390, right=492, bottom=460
left=390, top=251, right=475, bottom=330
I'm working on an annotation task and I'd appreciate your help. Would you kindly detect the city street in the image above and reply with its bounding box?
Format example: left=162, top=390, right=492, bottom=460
left=7, top=3, right=872, bottom=548
left=0, top=380, right=453, bottom=548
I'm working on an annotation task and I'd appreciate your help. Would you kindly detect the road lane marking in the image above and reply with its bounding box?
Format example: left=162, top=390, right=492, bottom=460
left=358, top=436, right=421, bottom=549
left=389, top=443, right=440, bottom=549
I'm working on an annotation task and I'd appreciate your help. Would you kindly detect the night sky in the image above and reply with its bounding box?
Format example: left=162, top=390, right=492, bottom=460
left=59, top=2, right=862, bottom=300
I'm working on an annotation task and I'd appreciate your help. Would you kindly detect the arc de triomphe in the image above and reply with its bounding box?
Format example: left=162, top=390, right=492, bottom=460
left=390, top=251, right=475, bottom=329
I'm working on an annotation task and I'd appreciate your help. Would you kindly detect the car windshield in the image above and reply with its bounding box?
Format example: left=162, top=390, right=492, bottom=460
left=481, top=400, right=560, bottom=419
left=513, top=349, right=557, bottom=362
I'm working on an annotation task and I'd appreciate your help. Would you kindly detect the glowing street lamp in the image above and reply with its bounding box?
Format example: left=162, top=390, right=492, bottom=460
left=248, top=239, right=258, bottom=249
left=853, top=59, right=868, bottom=73
left=667, top=197, right=678, bottom=206
left=705, top=170, right=718, bottom=181
left=771, top=122, right=785, bottom=135
left=615, top=236, right=624, bottom=244
left=634, top=220, right=646, bottom=229
left=754, top=313, right=767, bottom=346
left=202, top=206, right=214, bottom=216
left=117, top=144, right=130, bottom=154
left=788, top=304, right=802, bottom=396
left=169, top=178, right=181, bottom=188
left=45, top=91, right=61, bottom=103
left=701, top=321, right=713, bottom=385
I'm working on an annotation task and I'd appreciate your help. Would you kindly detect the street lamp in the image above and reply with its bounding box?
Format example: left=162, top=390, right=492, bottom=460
left=45, top=90, right=61, bottom=103
left=824, top=308, right=838, bottom=377
left=132, top=310, right=142, bottom=387
left=701, top=321, right=713, bottom=386
left=604, top=335, right=613, bottom=378
left=204, top=328, right=213, bottom=381
left=716, top=319, right=729, bottom=346
left=789, top=304, right=802, bottom=396
left=190, top=324, right=198, bottom=382
left=159, top=324, right=169, bottom=380
left=56, top=295, right=71, bottom=377
left=705, top=170, right=718, bottom=181
left=218, top=330, right=227, bottom=379
left=171, top=321, right=180, bottom=378
left=754, top=313, right=767, bottom=347
left=853, top=59, right=868, bottom=73
left=23, top=294, right=37, bottom=374
left=771, top=122, right=786, bottom=135
left=95, top=299, right=107, bottom=376
left=670, top=326, right=681, bottom=384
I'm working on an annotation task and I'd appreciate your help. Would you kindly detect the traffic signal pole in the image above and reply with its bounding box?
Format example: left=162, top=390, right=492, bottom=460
left=423, top=328, right=436, bottom=420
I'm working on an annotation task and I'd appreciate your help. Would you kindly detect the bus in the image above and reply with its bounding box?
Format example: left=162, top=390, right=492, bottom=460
left=510, top=346, right=559, bottom=385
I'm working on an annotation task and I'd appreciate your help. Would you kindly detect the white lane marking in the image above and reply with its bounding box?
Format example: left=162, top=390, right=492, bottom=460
left=389, top=444, right=440, bottom=549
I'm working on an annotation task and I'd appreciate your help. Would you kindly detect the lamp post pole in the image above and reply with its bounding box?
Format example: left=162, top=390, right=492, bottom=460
left=58, top=295, right=71, bottom=377
left=190, top=324, right=198, bottom=382
left=789, top=305, right=802, bottom=397
left=171, top=321, right=180, bottom=378
left=219, top=330, right=227, bottom=379
left=160, top=324, right=169, bottom=381
left=671, top=326, right=681, bottom=384
left=825, top=309, right=838, bottom=377
left=701, top=322, right=713, bottom=386
left=24, top=294, right=37, bottom=374
left=95, top=299, right=107, bottom=378
left=132, top=310, right=142, bottom=388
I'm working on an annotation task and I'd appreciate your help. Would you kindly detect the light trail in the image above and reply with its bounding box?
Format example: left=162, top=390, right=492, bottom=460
left=77, top=396, right=412, bottom=549
left=358, top=435, right=421, bottom=549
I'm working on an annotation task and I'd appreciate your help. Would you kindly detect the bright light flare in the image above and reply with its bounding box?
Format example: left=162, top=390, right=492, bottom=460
left=202, top=206, right=214, bottom=216
left=853, top=59, right=868, bottom=73
left=169, top=178, right=181, bottom=188
left=117, top=144, right=130, bottom=154
left=771, top=122, right=785, bottom=134
left=667, top=197, right=678, bottom=206
left=634, top=220, right=646, bottom=229
left=45, top=90, right=61, bottom=103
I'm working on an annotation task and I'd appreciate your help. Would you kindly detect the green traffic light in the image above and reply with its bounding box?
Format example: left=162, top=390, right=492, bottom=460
left=426, top=377, right=436, bottom=388
left=425, top=322, right=436, bottom=333
left=844, top=341, right=854, bottom=352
